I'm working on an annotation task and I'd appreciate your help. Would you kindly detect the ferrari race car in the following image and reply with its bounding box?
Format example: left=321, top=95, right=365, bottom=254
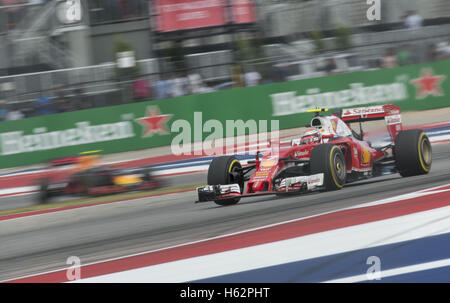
left=36, top=152, right=163, bottom=203
left=196, top=104, right=432, bottom=206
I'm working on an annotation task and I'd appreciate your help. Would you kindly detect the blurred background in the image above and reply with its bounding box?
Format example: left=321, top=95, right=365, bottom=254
left=0, top=0, right=449, bottom=120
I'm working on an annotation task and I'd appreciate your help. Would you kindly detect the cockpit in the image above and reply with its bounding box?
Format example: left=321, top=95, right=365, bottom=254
left=310, top=116, right=353, bottom=137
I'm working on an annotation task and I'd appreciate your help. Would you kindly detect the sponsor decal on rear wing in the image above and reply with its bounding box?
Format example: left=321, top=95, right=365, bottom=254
left=385, top=113, right=402, bottom=126
left=340, top=104, right=403, bottom=141
left=340, top=104, right=401, bottom=123
left=341, top=106, right=386, bottom=121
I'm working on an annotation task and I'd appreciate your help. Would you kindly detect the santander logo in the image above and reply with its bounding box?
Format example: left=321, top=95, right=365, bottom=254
left=294, top=150, right=310, bottom=157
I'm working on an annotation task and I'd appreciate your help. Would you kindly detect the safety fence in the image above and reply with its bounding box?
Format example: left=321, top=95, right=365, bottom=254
left=0, top=58, right=449, bottom=168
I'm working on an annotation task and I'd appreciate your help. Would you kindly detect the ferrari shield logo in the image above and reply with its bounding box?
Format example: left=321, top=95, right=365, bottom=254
left=362, top=148, right=371, bottom=164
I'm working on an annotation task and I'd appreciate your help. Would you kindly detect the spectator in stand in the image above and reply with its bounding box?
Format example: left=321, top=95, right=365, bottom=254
left=274, top=64, right=289, bottom=82
left=404, top=10, right=423, bottom=29
left=0, top=100, right=8, bottom=121
left=71, top=88, right=91, bottom=110
left=54, top=87, right=72, bottom=113
left=396, top=45, right=414, bottom=66
left=231, top=65, right=244, bottom=88
left=68, top=88, right=79, bottom=110
left=33, top=93, right=56, bottom=116
left=381, top=48, right=398, bottom=68
left=132, top=77, right=151, bottom=101
left=260, top=77, right=272, bottom=85
left=323, top=58, right=337, bottom=75
left=170, top=73, right=189, bottom=97
left=427, top=43, right=439, bottom=62
left=153, top=74, right=171, bottom=100
left=21, top=105, right=34, bottom=118
left=187, top=73, right=214, bottom=94
left=188, top=73, right=202, bottom=94
left=243, top=68, right=262, bottom=87
left=399, top=13, right=408, bottom=29
left=436, top=42, right=450, bottom=60
left=6, top=103, right=24, bottom=120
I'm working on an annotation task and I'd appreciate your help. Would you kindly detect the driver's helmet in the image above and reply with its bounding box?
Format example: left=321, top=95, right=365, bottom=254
left=301, top=129, right=321, bottom=145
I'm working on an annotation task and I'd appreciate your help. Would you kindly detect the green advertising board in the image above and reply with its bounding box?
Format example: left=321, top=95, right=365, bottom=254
left=1, top=59, right=449, bottom=168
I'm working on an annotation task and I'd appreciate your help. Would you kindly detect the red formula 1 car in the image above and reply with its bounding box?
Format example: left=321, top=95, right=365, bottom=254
left=196, top=104, right=432, bottom=206
left=37, top=152, right=164, bottom=203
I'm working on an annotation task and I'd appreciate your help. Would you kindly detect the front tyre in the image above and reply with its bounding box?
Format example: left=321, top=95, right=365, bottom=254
left=310, top=144, right=346, bottom=190
left=395, top=129, right=432, bottom=177
left=207, top=156, right=244, bottom=206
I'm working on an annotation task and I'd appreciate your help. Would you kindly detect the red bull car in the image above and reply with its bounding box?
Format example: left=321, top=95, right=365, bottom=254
left=196, top=104, right=432, bottom=206
left=37, top=152, right=164, bottom=203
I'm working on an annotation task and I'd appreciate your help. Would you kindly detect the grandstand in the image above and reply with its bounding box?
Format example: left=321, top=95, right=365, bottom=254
left=0, top=0, right=449, bottom=120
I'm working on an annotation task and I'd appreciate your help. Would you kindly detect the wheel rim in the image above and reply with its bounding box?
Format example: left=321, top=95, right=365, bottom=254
left=333, top=153, right=346, bottom=183
left=229, top=164, right=244, bottom=193
left=420, top=137, right=432, bottom=167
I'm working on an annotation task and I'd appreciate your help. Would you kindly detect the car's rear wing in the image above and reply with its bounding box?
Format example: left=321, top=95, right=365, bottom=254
left=50, top=156, right=80, bottom=167
left=49, top=150, right=102, bottom=167
left=339, top=104, right=403, bottom=142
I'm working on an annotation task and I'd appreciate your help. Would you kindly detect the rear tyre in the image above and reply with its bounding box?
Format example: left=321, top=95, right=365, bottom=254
left=38, top=178, right=51, bottom=204
left=80, top=174, right=95, bottom=196
left=143, top=167, right=166, bottom=188
left=310, top=144, right=346, bottom=190
left=395, top=129, right=432, bottom=177
left=143, top=168, right=153, bottom=182
left=207, top=156, right=244, bottom=206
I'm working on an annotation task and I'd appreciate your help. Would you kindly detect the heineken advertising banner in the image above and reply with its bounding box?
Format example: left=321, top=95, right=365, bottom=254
left=0, top=59, right=449, bottom=168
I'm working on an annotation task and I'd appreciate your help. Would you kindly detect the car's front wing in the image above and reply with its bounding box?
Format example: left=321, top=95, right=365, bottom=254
left=196, top=173, right=324, bottom=203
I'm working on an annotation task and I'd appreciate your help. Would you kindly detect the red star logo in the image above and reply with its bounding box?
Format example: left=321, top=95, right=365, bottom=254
left=136, top=106, right=172, bottom=137
left=410, top=69, right=446, bottom=99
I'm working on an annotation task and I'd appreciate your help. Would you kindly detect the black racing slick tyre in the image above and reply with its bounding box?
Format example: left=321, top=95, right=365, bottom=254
left=310, top=144, right=346, bottom=191
left=207, top=156, right=244, bottom=206
left=38, top=178, right=51, bottom=204
left=80, top=174, right=96, bottom=196
left=143, top=167, right=154, bottom=182
left=395, top=129, right=432, bottom=177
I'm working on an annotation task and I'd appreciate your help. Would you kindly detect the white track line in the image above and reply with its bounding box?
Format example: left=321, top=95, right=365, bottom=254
left=3, top=183, right=449, bottom=282
left=75, top=206, right=450, bottom=282
left=323, top=258, right=450, bottom=283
